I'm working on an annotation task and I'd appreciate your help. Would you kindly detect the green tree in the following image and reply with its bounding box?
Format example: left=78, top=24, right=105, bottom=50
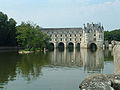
left=16, top=22, right=50, bottom=50
left=0, top=12, right=17, bottom=46
left=104, top=29, right=120, bottom=43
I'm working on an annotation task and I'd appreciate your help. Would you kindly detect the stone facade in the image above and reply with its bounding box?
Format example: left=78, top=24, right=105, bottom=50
left=41, top=23, right=104, bottom=48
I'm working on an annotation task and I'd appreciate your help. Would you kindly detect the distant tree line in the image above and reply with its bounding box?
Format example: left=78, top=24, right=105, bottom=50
left=104, top=29, right=120, bottom=43
left=0, top=12, right=50, bottom=50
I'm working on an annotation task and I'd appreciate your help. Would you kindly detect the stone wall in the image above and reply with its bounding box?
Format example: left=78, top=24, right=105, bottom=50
left=113, top=45, right=120, bottom=74
left=41, top=23, right=104, bottom=49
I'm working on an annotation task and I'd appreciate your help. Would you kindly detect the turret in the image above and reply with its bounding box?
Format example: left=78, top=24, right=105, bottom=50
left=81, top=23, right=104, bottom=48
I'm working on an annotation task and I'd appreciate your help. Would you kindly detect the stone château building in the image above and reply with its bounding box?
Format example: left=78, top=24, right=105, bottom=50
left=41, top=23, right=104, bottom=49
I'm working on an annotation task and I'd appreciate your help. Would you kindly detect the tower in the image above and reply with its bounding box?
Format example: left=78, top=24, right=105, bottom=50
left=80, top=23, right=104, bottom=49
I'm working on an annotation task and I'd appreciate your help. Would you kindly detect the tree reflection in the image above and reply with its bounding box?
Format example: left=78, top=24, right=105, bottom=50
left=17, top=52, right=50, bottom=81
left=0, top=52, right=19, bottom=85
left=104, top=49, right=113, bottom=61
left=0, top=51, right=51, bottom=86
left=0, top=48, right=113, bottom=87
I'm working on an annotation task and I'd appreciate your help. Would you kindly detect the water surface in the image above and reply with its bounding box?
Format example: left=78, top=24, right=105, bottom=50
left=0, top=49, right=113, bottom=90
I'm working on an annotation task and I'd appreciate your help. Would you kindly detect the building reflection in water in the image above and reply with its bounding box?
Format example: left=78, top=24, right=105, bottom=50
left=81, top=49, right=104, bottom=72
left=50, top=48, right=83, bottom=67
left=0, top=48, right=113, bottom=89
left=49, top=48, right=104, bottom=72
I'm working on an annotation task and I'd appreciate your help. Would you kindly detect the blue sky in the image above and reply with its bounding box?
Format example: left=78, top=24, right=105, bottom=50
left=0, top=0, right=120, bottom=30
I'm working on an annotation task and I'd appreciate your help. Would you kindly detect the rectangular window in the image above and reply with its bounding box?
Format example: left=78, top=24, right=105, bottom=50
left=94, top=38, right=96, bottom=41
left=99, top=35, right=101, bottom=39
left=80, top=38, right=81, bottom=41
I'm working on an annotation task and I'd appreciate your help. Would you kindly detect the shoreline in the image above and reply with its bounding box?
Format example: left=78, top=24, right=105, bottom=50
left=0, top=46, right=19, bottom=50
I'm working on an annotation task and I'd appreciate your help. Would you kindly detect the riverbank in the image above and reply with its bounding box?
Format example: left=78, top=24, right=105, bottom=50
left=18, top=48, right=48, bottom=54
left=0, top=47, right=47, bottom=54
left=0, top=47, right=20, bottom=52
left=0, top=47, right=19, bottom=50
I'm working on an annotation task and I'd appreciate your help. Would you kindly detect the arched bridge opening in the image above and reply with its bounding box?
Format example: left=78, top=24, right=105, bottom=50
left=68, top=42, right=74, bottom=52
left=89, top=43, right=97, bottom=52
left=48, top=43, right=54, bottom=51
left=58, top=42, right=64, bottom=52
left=76, top=43, right=80, bottom=51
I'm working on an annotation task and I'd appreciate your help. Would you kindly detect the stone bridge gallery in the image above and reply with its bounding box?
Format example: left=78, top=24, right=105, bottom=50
left=41, top=23, right=104, bottom=49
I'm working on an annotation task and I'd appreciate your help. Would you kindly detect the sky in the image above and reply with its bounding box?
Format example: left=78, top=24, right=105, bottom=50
left=0, top=0, right=120, bottom=30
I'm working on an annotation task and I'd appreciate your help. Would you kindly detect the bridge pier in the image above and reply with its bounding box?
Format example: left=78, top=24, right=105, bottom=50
left=42, top=23, right=104, bottom=49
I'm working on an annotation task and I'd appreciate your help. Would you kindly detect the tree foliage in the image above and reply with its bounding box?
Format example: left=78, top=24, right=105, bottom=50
left=0, top=12, right=17, bottom=46
left=16, top=22, right=50, bottom=50
left=104, top=29, right=120, bottom=42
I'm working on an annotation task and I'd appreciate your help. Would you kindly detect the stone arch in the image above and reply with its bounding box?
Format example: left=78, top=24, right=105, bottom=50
left=67, top=42, right=74, bottom=52
left=58, top=42, right=64, bottom=52
left=76, top=43, right=80, bottom=51
left=49, top=43, right=55, bottom=51
left=50, top=43, right=54, bottom=47
left=68, top=42, right=74, bottom=48
left=58, top=42, right=64, bottom=48
left=76, top=43, right=80, bottom=48
left=89, top=43, right=97, bottom=51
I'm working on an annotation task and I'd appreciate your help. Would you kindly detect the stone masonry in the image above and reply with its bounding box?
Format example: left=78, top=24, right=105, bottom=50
left=41, top=23, right=104, bottom=48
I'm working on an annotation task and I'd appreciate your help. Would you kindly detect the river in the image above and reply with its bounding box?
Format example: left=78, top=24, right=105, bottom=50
left=0, top=48, right=113, bottom=90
